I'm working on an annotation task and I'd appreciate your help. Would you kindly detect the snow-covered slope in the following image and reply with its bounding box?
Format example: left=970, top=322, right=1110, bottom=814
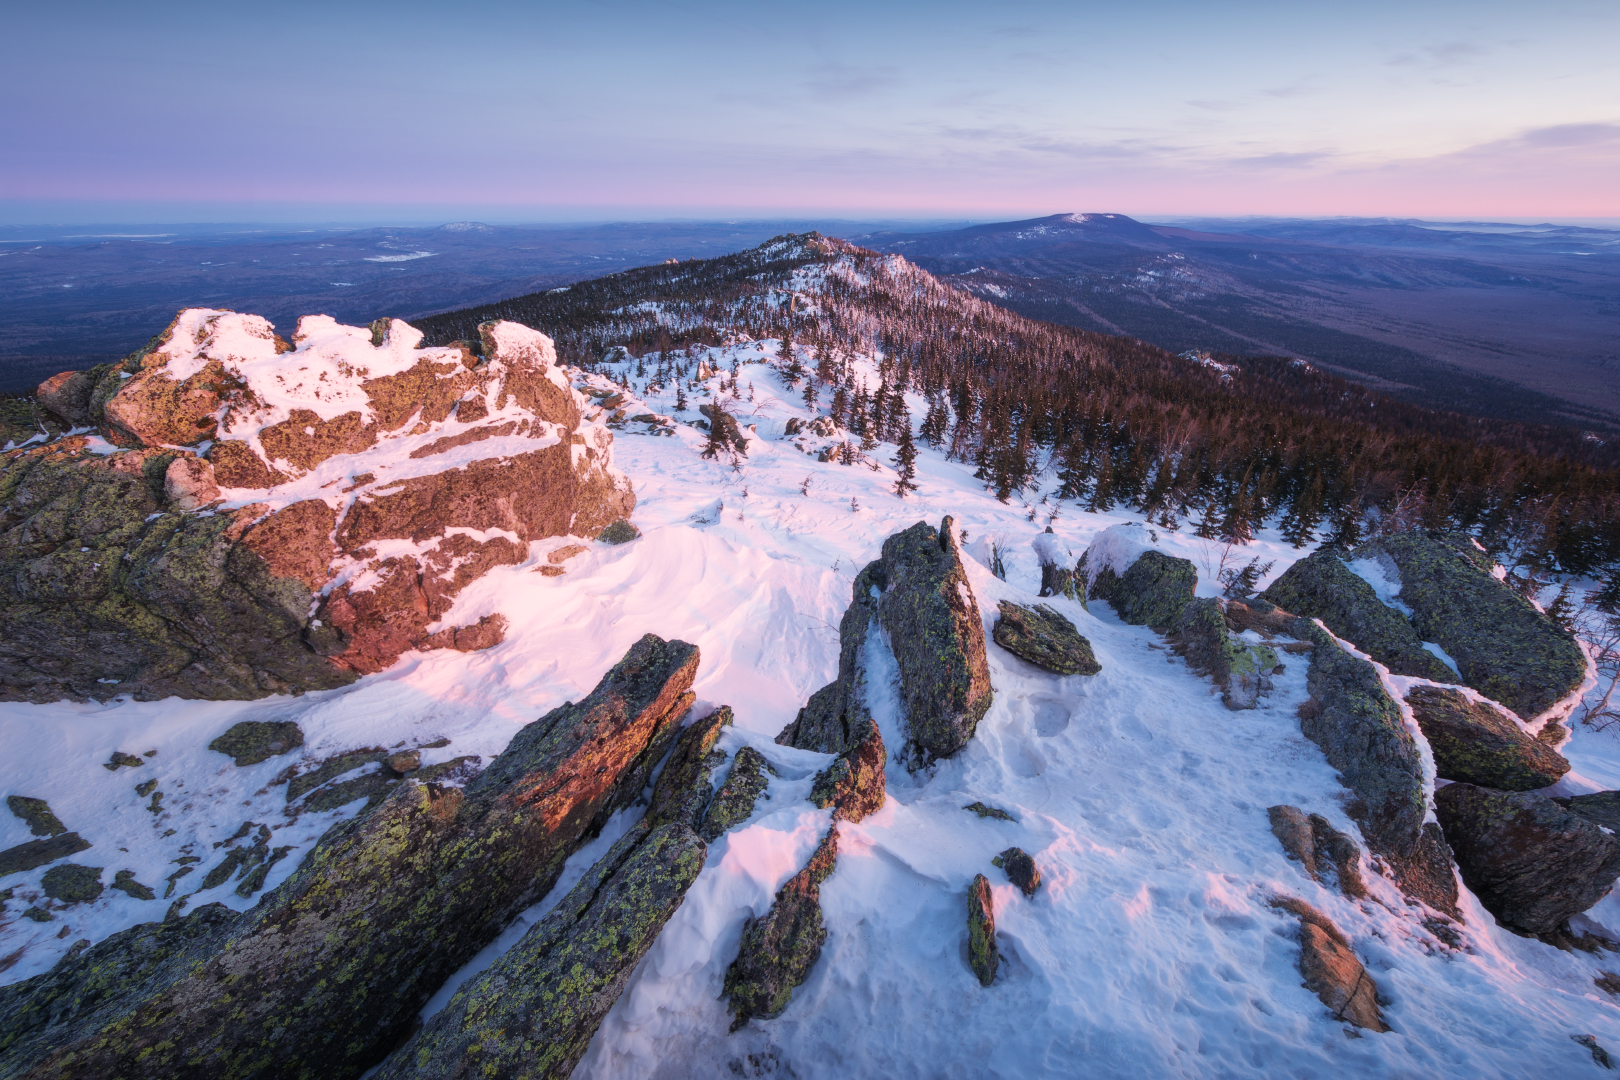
left=4, top=337, right=1620, bottom=1077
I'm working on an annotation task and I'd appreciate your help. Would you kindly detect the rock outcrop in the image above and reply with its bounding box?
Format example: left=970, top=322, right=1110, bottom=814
left=1261, top=547, right=1455, bottom=682
left=1172, top=597, right=1279, bottom=710
left=992, top=601, right=1101, bottom=675
left=993, top=847, right=1041, bottom=897
left=809, top=720, right=887, bottom=823
left=1269, top=897, right=1389, bottom=1032
left=374, top=706, right=726, bottom=1080
left=1556, top=791, right=1620, bottom=833
left=777, top=517, right=992, bottom=767
left=1, top=310, right=636, bottom=702
left=1435, top=783, right=1620, bottom=935
left=0, top=634, right=697, bottom=1080
left=967, top=873, right=998, bottom=986
left=1406, top=686, right=1570, bottom=790
left=1357, top=531, right=1585, bottom=718
left=207, top=721, right=305, bottom=767
left=1032, top=527, right=1079, bottom=601
left=701, top=743, right=774, bottom=841
left=1267, top=805, right=1367, bottom=899
left=725, top=824, right=839, bottom=1029
left=1081, top=530, right=1196, bottom=630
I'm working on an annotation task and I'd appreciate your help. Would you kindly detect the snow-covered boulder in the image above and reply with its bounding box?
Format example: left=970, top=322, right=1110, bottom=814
left=0, top=309, right=636, bottom=700
left=1079, top=523, right=1196, bottom=630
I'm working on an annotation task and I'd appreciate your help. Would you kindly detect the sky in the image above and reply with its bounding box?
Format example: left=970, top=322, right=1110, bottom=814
left=2, top=0, right=1617, bottom=223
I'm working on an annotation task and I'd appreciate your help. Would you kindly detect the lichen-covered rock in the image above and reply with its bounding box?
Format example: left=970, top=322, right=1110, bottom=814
left=374, top=707, right=721, bottom=1080
left=701, top=743, right=773, bottom=842
left=1267, top=805, right=1367, bottom=898
left=1033, top=527, right=1079, bottom=601
left=0, top=634, right=698, bottom=1080
left=993, top=847, right=1041, bottom=897
left=6, top=797, right=65, bottom=838
left=964, top=802, right=1016, bottom=822
left=1173, top=598, right=1278, bottom=710
left=35, top=368, right=107, bottom=427
left=110, top=870, right=156, bottom=902
left=207, top=721, right=304, bottom=767
left=1079, top=527, right=1197, bottom=630
left=1269, top=897, right=1389, bottom=1032
left=779, top=518, right=991, bottom=766
left=992, top=601, right=1100, bottom=675
left=1435, top=783, right=1620, bottom=935
left=1555, top=791, right=1620, bottom=833
left=1355, top=531, right=1585, bottom=718
left=725, top=824, right=839, bottom=1029
left=1406, top=686, right=1570, bottom=790
left=2, top=310, right=637, bottom=701
left=0, top=834, right=91, bottom=878
left=40, top=864, right=103, bottom=904
left=809, top=720, right=886, bottom=823
left=967, top=873, right=998, bottom=986
left=1287, top=617, right=1458, bottom=915
left=1261, top=547, right=1454, bottom=681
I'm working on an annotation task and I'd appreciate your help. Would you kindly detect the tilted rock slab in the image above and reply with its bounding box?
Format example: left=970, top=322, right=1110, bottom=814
left=1356, top=531, right=1585, bottom=718
left=777, top=517, right=992, bottom=766
left=1261, top=546, right=1455, bottom=682
left=809, top=719, right=887, bottom=823
left=1269, top=897, right=1389, bottom=1032
left=2, top=311, right=635, bottom=700
left=0, top=634, right=697, bottom=1080
left=992, top=600, right=1101, bottom=676
left=725, top=824, right=839, bottom=1029
left=375, top=705, right=729, bottom=1080
left=701, top=744, right=775, bottom=842
left=1267, top=805, right=1367, bottom=899
left=967, top=873, right=998, bottom=987
left=1435, top=783, right=1620, bottom=935
left=1406, top=686, right=1570, bottom=790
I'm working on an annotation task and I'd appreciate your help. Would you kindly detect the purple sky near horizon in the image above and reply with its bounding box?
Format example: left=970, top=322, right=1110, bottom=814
left=3, top=0, right=1617, bottom=223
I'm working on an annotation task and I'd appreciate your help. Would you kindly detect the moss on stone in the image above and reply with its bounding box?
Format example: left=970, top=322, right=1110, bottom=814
left=6, top=796, right=66, bottom=838
left=992, top=601, right=1101, bottom=675
left=967, top=873, right=998, bottom=987
left=208, top=721, right=305, bottom=767
left=41, top=863, right=104, bottom=904
left=1088, top=549, right=1196, bottom=630
left=1407, top=685, right=1570, bottom=790
left=700, top=743, right=771, bottom=842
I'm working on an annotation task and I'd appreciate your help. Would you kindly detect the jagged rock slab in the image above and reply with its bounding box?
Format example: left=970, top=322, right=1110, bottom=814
left=1356, top=531, right=1585, bottom=718
left=1270, top=897, right=1389, bottom=1032
left=1261, top=547, right=1454, bottom=681
left=1173, top=598, right=1278, bottom=710
left=1556, top=791, right=1620, bottom=833
left=207, top=720, right=304, bottom=767
left=992, top=601, right=1100, bottom=675
left=701, top=743, right=773, bottom=842
left=725, top=825, right=839, bottom=1028
left=809, top=720, right=886, bottom=823
left=1086, top=548, right=1196, bottom=631
left=1436, top=783, right=1620, bottom=935
left=1407, top=686, right=1570, bottom=790
left=0, top=834, right=91, bottom=878
left=0, top=634, right=698, bottom=1080
left=1267, top=805, right=1367, bottom=898
left=5, top=798, right=65, bottom=838
left=967, top=873, right=998, bottom=986
left=775, top=557, right=881, bottom=755
left=374, top=710, right=724, bottom=1080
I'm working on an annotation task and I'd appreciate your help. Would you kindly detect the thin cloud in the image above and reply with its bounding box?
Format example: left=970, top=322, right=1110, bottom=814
left=801, top=63, right=899, bottom=100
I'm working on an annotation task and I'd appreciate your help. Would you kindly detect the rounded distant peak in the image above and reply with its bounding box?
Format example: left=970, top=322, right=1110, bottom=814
left=438, top=222, right=494, bottom=233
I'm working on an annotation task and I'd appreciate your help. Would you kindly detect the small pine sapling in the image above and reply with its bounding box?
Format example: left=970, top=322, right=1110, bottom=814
left=892, top=423, right=918, bottom=498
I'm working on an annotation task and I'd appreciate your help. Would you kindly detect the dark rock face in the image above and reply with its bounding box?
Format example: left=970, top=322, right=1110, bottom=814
left=3, top=313, right=636, bottom=701
left=6, top=798, right=65, bottom=838
left=1407, top=686, right=1570, bottom=790
left=809, top=720, right=887, bottom=823
left=1269, top=897, right=1389, bottom=1032
left=1435, top=783, right=1620, bottom=935
left=0, top=834, right=91, bottom=878
left=993, top=847, right=1041, bottom=897
left=1288, top=617, right=1458, bottom=916
left=40, top=864, right=103, bottom=904
left=1357, top=531, right=1585, bottom=718
left=0, top=634, right=699, bottom=1080
left=967, top=874, right=998, bottom=987
left=964, top=801, right=1016, bottom=822
left=207, top=721, right=305, bottom=767
left=992, top=601, right=1100, bottom=676
left=1261, top=547, right=1454, bottom=682
left=1556, top=791, right=1620, bottom=833
left=777, top=518, right=992, bottom=767
left=701, top=745, right=773, bottom=841
left=1173, top=598, right=1278, bottom=710
left=1267, top=805, right=1367, bottom=899
left=375, top=708, right=721, bottom=1080
left=109, top=871, right=155, bottom=902
left=725, top=825, right=839, bottom=1029
left=1087, top=549, right=1196, bottom=631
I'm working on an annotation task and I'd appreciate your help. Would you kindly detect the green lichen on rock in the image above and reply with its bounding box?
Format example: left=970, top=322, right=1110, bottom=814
left=0, top=833, right=91, bottom=878
left=809, top=720, right=886, bottom=823
left=991, top=601, right=1101, bottom=676
left=725, top=824, right=839, bottom=1029
left=284, top=747, right=389, bottom=803
left=198, top=825, right=271, bottom=890
left=40, top=864, right=103, bottom=904
left=207, top=720, right=304, bottom=767
left=1261, top=547, right=1454, bottom=681
left=6, top=797, right=66, bottom=838
left=110, top=870, right=156, bottom=902
left=995, top=847, right=1041, bottom=897
left=650, top=706, right=732, bottom=833
left=0, top=633, right=700, bottom=1080
left=103, top=752, right=143, bottom=771
left=701, top=743, right=772, bottom=842
left=967, top=873, right=998, bottom=987
left=1173, top=598, right=1278, bottom=710
left=964, top=801, right=1016, bottom=822
left=1356, top=531, right=1585, bottom=718
left=1086, top=548, right=1197, bottom=631
left=596, top=518, right=640, bottom=544
left=1407, top=685, right=1570, bottom=790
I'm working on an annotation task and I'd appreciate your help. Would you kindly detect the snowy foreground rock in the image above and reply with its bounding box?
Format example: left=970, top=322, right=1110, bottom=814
left=4, top=291, right=1620, bottom=1076
left=0, top=311, right=633, bottom=702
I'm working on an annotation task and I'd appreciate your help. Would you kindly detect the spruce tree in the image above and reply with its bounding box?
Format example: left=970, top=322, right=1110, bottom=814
left=802, top=380, right=817, bottom=412
left=893, top=421, right=918, bottom=498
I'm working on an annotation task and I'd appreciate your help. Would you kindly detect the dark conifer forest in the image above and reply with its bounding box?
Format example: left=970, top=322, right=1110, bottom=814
left=416, top=234, right=1620, bottom=586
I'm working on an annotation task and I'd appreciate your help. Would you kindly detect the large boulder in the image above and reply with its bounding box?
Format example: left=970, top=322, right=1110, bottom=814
left=778, top=517, right=993, bottom=767
left=1172, top=597, right=1279, bottom=710
left=1435, top=783, right=1620, bottom=935
left=2, top=310, right=636, bottom=700
left=1406, top=686, right=1570, bottom=790
left=1260, top=547, right=1454, bottom=682
left=1080, top=524, right=1196, bottom=630
left=992, top=601, right=1101, bottom=676
left=1355, top=531, right=1585, bottom=718
left=0, top=634, right=698, bottom=1080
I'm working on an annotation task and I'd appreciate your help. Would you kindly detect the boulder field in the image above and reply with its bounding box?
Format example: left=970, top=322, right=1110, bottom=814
left=0, top=310, right=635, bottom=702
